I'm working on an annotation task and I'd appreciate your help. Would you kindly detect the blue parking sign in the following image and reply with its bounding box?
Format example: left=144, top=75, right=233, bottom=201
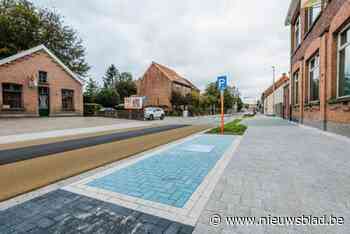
left=217, top=76, right=227, bottom=91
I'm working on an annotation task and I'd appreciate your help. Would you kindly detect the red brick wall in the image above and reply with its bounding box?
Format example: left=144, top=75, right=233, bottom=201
left=137, top=64, right=172, bottom=109
left=0, top=51, right=83, bottom=117
left=289, top=0, right=350, bottom=127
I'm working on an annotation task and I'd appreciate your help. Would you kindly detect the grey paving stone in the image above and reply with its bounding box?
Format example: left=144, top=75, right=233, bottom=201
left=179, top=225, right=196, bottom=234
left=0, top=189, right=194, bottom=234
left=192, top=223, right=222, bottom=234
left=138, top=213, right=163, bottom=225
left=37, top=217, right=54, bottom=228
left=163, top=223, right=183, bottom=234
left=194, top=116, right=350, bottom=234
left=15, top=221, right=37, bottom=233
left=0, top=225, right=16, bottom=234
left=206, top=200, right=228, bottom=213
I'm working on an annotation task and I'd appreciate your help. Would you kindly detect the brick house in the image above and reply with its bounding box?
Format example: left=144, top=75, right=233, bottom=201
left=136, top=62, right=200, bottom=110
left=262, top=73, right=290, bottom=118
left=0, top=45, right=84, bottom=117
left=285, top=0, right=350, bottom=137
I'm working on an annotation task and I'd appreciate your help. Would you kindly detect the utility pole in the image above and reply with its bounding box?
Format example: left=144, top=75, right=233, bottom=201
left=272, top=66, right=276, bottom=116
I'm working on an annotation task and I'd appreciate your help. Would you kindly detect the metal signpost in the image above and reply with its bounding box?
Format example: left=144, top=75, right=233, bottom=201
left=217, top=76, right=227, bottom=135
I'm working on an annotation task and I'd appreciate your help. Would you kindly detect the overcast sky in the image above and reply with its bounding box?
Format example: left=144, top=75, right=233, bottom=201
left=33, top=0, right=291, bottom=102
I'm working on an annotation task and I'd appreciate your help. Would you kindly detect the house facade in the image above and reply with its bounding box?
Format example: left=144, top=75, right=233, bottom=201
left=0, top=45, right=84, bottom=117
left=262, top=74, right=290, bottom=118
left=286, top=0, right=350, bottom=137
left=136, top=62, right=200, bottom=110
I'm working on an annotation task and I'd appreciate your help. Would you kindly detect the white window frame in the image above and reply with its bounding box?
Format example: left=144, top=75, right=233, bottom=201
left=308, top=53, right=320, bottom=102
left=337, top=23, right=350, bottom=99
left=307, top=3, right=321, bottom=30
left=293, top=72, right=300, bottom=105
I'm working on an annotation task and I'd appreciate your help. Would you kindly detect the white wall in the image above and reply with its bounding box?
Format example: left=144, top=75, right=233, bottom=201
left=264, top=85, right=286, bottom=115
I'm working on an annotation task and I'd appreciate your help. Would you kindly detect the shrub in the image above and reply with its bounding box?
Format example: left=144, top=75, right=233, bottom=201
left=96, top=88, right=120, bottom=108
left=207, top=119, right=247, bottom=135
left=84, top=103, right=102, bottom=116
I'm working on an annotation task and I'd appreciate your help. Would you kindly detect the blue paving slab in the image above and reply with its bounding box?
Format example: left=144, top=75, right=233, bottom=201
left=87, top=134, right=235, bottom=208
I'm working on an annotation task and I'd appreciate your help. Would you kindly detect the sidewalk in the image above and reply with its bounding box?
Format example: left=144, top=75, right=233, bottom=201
left=194, top=116, right=350, bottom=234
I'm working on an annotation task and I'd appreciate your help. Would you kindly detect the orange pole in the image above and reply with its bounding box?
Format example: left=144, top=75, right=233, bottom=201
left=221, top=91, right=224, bottom=134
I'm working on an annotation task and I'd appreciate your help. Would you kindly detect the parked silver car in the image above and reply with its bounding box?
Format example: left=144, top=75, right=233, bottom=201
left=144, top=107, right=165, bottom=120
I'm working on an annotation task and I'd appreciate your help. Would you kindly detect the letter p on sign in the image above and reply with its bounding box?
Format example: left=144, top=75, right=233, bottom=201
left=217, top=76, right=227, bottom=91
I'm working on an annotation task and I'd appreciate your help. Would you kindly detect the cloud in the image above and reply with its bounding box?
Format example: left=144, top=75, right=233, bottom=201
left=33, top=0, right=291, bottom=101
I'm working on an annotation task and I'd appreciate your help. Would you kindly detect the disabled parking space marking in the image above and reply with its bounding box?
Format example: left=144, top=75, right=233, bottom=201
left=63, top=133, right=242, bottom=226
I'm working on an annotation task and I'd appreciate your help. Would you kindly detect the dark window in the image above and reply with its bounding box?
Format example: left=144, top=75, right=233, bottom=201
left=294, top=16, right=301, bottom=49
left=338, top=25, right=350, bottom=98
left=308, top=54, right=320, bottom=101
left=39, top=71, right=48, bottom=83
left=62, top=89, right=74, bottom=111
left=293, top=72, right=299, bottom=105
left=2, top=83, right=23, bottom=109
left=307, top=4, right=321, bottom=30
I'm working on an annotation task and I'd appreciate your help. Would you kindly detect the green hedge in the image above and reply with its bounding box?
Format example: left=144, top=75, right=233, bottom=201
left=84, top=103, right=102, bottom=116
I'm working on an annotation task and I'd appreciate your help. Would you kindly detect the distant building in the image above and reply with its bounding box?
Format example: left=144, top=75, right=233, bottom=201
left=262, top=73, right=290, bottom=118
left=227, top=86, right=240, bottom=98
left=136, top=62, right=200, bottom=110
left=285, top=0, right=350, bottom=137
left=0, top=45, right=84, bottom=117
left=227, top=86, right=241, bottom=113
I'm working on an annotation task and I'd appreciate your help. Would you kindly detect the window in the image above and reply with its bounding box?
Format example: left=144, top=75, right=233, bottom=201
left=62, top=89, right=74, bottom=111
left=38, top=71, right=48, bottom=83
left=307, top=3, right=321, bottom=30
left=2, top=83, right=23, bottom=109
left=338, top=25, right=350, bottom=98
left=294, top=16, right=301, bottom=49
left=308, top=54, right=320, bottom=101
left=323, top=0, right=331, bottom=9
left=293, top=72, right=299, bottom=105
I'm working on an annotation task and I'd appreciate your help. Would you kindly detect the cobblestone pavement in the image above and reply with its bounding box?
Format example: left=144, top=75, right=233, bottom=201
left=86, top=135, right=234, bottom=208
left=193, top=116, right=350, bottom=234
left=0, top=190, right=194, bottom=234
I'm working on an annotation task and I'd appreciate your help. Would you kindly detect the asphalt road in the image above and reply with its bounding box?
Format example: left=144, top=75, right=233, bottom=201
left=0, top=124, right=188, bottom=166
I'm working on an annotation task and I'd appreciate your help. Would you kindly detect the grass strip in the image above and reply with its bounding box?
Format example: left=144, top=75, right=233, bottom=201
left=207, top=119, right=247, bottom=135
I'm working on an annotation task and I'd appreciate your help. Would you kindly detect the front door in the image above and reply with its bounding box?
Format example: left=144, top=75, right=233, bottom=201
left=38, top=87, right=50, bottom=117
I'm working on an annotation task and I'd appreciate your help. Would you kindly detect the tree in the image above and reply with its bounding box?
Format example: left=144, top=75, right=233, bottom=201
left=190, top=91, right=200, bottom=108
left=115, top=72, right=137, bottom=100
left=120, top=72, right=132, bottom=81
left=171, top=91, right=183, bottom=111
left=200, top=95, right=210, bottom=110
left=235, top=96, right=244, bottom=112
left=183, top=93, right=192, bottom=107
left=203, top=82, right=236, bottom=114
left=96, top=88, right=120, bottom=108
left=0, top=0, right=90, bottom=76
left=204, top=82, right=219, bottom=114
left=223, top=89, right=234, bottom=111
left=103, top=64, right=119, bottom=89
left=83, top=77, right=99, bottom=103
